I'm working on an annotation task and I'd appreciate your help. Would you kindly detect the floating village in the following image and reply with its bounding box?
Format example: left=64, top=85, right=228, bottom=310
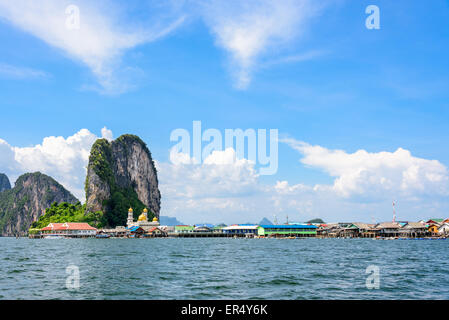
left=30, top=207, right=449, bottom=240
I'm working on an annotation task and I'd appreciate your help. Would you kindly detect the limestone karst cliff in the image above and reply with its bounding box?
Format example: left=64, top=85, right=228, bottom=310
left=85, top=134, right=161, bottom=227
left=0, top=173, right=11, bottom=192
left=0, top=172, right=78, bottom=236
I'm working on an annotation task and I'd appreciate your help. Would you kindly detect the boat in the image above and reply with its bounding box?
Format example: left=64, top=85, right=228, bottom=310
left=96, top=233, right=110, bottom=239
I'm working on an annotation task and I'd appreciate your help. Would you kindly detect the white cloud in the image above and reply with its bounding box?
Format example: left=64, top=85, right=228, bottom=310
left=0, top=1, right=325, bottom=91
left=101, top=127, right=114, bottom=142
left=0, top=0, right=185, bottom=94
left=262, top=49, right=328, bottom=68
left=281, top=138, right=449, bottom=199
left=148, top=139, right=449, bottom=223
left=160, top=148, right=259, bottom=199
left=0, top=128, right=113, bottom=200
left=199, top=0, right=320, bottom=89
left=2, top=129, right=448, bottom=223
left=158, top=148, right=266, bottom=222
left=0, top=63, right=49, bottom=79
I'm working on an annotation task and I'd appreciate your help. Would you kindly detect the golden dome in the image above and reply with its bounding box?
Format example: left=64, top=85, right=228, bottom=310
left=128, top=208, right=133, bottom=212
left=138, top=213, right=147, bottom=222
left=152, top=217, right=158, bottom=222
left=143, top=208, right=148, bottom=213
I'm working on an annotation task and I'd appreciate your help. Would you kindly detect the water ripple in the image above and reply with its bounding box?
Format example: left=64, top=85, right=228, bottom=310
left=0, top=238, right=448, bottom=299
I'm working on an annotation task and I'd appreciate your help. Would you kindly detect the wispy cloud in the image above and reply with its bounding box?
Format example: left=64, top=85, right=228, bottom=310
left=198, top=0, right=322, bottom=89
left=0, top=63, right=49, bottom=79
left=0, top=0, right=185, bottom=94
left=262, top=49, right=328, bottom=68
left=0, top=1, right=327, bottom=92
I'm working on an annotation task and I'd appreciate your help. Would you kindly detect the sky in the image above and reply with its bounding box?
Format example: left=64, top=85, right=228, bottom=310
left=1, top=0, right=449, bottom=224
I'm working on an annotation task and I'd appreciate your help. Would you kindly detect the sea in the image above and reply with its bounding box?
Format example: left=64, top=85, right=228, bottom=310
left=1, top=237, right=448, bottom=300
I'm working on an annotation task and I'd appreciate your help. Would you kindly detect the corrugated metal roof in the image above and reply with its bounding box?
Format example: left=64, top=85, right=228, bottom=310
left=375, top=222, right=401, bottom=229
left=222, top=225, right=258, bottom=230
left=127, top=226, right=142, bottom=232
left=403, top=222, right=427, bottom=229
left=260, top=224, right=317, bottom=229
left=41, top=223, right=97, bottom=231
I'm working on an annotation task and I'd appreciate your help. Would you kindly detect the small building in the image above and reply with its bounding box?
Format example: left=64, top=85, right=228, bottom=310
left=222, top=225, right=258, bottom=237
left=174, top=225, right=195, bottom=233
left=400, top=222, right=427, bottom=238
left=374, top=222, right=402, bottom=237
left=194, top=226, right=213, bottom=233
left=427, top=224, right=440, bottom=235
left=212, top=226, right=225, bottom=234
left=257, top=224, right=317, bottom=237
left=159, top=225, right=175, bottom=233
left=41, top=223, right=97, bottom=238
left=438, top=223, right=449, bottom=235
left=426, top=219, right=445, bottom=224
left=342, top=223, right=377, bottom=238
left=146, top=227, right=167, bottom=237
left=100, top=226, right=127, bottom=237
left=338, top=222, right=353, bottom=228
left=127, top=226, right=145, bottom=238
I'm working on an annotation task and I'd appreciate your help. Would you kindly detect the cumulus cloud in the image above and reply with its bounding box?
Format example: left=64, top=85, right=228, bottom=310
left=281, top=138, right=449, bottom=199
left=149, top=138, right=449, bottom=223
left=158, top=148, right=267, bottom=222
left=2, top=129, right=448, bottom=223
left=161, top=148, right=259, bottom=199
left=0, top=0, right=185, bottom=94
left=101, top=127, right=114, bottom=142
left=199, top=0, right=320, bottom=88
left=0, top=128, right=113, bottom=200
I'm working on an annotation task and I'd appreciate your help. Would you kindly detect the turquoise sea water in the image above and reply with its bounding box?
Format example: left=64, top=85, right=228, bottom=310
left=0, top=237, right=448, bottom=300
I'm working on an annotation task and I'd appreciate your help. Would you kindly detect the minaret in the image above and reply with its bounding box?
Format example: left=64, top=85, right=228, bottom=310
left=127, top=208, right=134, bottom=227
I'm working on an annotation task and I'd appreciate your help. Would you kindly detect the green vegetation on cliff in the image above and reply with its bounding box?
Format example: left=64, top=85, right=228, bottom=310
left=31, top=202, right=103, bottom=229
left=85, top=138, right=114, bottom=193
left=106, top=188, right=154, bottom=227
left=85, top=135, right=156, bottom=227
left=0, top=172, right=79, bottom=236
left=0, top=173, right=11, bottom=192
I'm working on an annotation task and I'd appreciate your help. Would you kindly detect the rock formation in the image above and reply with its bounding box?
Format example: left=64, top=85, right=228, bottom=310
left=0, top=173, right=11, bottom=192
left=0, top=172, right=78, bottom=236
left=85, top=134, right=161, bottom=227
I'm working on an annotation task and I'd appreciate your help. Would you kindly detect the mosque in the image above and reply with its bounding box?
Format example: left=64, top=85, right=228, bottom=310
left=126, top=207, right=160, bottom=231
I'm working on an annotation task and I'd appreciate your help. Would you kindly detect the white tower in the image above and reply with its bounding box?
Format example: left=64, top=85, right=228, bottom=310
left=127, top=208, right=134, bottom=228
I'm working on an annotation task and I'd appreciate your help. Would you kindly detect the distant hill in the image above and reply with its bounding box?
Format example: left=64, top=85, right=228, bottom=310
left=215, top=223, right=227, bottom=227
left=306, top=218, right=325, bottom=224
left=259, top=217, right=273, bottom=225
left=159, top=216, right=184, bottom=226
left=0, top=173, right=11, bottom=193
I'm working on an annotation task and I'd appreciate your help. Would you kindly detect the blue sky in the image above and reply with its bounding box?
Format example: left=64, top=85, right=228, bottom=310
left=1, top=0, right=449, bottom=224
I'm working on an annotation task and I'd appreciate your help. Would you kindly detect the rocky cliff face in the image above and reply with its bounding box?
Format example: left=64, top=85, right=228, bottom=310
left=0, top=173, right=11, bottom=192
left=85, top=134, right=161, bottom=227
left=0, top=172, right=78, bottom=236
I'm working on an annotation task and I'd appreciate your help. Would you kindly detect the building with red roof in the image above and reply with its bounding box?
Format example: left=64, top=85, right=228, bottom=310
left=41, top=222, right=97, bottom=238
